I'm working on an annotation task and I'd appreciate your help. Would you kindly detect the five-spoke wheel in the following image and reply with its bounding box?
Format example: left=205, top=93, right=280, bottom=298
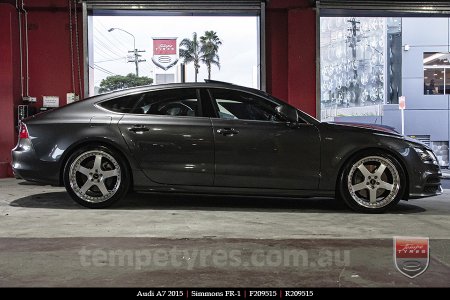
left=64, top=146, right=130, bottom=208
left=339, top=152, right=405, bottom=213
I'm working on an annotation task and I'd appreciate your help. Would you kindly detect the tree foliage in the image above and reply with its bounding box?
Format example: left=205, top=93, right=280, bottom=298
left=179, top=32, right=201, bottom=82
left=200, top=31, right=222, bottom=80
left=179, top=30, right=222, bottom=81
left=99, top=73, right=153, bottom=93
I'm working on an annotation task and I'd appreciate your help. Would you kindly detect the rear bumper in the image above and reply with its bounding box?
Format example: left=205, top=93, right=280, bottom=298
left=11, top=139, right=60, bottom=185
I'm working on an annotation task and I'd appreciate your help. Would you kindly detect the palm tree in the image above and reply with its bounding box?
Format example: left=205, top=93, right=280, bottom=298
left=200, top=31, right=222, bottom=80
left=179, top=32, right=201, bottom=82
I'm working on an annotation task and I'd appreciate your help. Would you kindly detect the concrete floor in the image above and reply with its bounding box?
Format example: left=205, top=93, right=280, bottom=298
left=0, top=178, right=449, bottom=287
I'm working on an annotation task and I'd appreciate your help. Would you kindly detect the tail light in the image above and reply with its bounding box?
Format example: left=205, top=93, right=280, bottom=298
left=19, top=123, right=29, bottom=139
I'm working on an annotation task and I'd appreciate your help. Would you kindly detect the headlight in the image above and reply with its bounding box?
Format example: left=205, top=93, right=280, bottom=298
left=413, top=147, right=438, bottom=164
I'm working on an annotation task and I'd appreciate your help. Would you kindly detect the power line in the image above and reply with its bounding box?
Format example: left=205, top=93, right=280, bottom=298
left=93, top=27, right=129, bottom=55
left=95, top=57, right=127, bottom=63
left=93, top=64, right=117, bottom=76
left=96, top=20, right=133, bottom=52
left=94, top=46, right=124, bottom=61
left=94, top=37, right=127, bottom=58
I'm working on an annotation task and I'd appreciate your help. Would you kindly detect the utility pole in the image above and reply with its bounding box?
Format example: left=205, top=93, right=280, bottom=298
left=108, top=28, right=146, bottom=76
left=128, top=49, right=146, bottom=77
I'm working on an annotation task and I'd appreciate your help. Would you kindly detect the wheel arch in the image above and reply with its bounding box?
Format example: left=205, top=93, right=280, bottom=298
left=59, top=138, right=134, bottom=188
left=335, top=147, right=410, bottom=200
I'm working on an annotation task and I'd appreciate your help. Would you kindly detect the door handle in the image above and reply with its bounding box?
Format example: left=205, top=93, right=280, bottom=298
left=128, top=125, right=149, bottom=133
left=217, top=128, right=239, bottom=136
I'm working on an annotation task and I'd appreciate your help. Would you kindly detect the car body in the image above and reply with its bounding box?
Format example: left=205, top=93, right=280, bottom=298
left=12, top=82, right=442, bottom=212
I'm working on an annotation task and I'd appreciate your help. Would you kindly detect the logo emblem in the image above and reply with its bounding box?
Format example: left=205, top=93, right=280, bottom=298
left=152, top=38, right=179, bottom=71
left=394, top=236, right=429, bottom=278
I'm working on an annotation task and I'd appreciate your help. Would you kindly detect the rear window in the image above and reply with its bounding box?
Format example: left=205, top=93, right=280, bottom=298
left=98, top=89, right=200, bottom=117
left=98, top=93, right=145, bottom=113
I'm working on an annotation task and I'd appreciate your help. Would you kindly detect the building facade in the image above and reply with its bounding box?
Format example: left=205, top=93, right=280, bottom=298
left=326, top=17, right=450, bottom=167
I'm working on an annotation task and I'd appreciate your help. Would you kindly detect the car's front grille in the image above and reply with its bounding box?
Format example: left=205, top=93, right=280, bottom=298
left=426, top=176, right=441, bottom=184
left=424, top=185, right=441, bottom=194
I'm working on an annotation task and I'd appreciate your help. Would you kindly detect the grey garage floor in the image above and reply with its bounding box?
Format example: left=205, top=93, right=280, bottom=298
left=0, top=178, right=449, bottom=287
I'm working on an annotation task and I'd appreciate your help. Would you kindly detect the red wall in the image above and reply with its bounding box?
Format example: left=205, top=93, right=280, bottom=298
left=0, top=0, right=83, bottom=178
left=26, top=0, right=84, bottom=108
left=0, top=3, right=20, bottom=177
left=266, top=0, right=317, bottom=116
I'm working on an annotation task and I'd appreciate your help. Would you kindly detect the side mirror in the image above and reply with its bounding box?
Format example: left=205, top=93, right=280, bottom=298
left=275, top=105, right=298, bottom=123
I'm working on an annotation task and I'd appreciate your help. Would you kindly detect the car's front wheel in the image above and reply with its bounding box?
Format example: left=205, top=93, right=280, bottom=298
left=63, top=145, right=130, bottom=208
left=338, top=151, right=405, bottom=213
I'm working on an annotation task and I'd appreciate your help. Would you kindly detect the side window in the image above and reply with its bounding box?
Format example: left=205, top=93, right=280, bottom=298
left=136, top=89, right=200, bottom=117
left=98, top=93, right=145, bottom=113
left=209, top=89, right=281, bottom=122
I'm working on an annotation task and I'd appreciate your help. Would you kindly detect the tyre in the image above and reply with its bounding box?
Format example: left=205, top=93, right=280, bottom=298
left=63, top=145, right=130, bottom=208
left=338, top=151, right=406, bottom=213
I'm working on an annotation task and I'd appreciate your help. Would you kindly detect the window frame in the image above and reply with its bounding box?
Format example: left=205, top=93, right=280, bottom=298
left=423, top=52, right=450, bottom=96
left=95, top=87, right=208, bottom=119
left=206, top=88, right=283, bottom=123
left=205, top=87, right=314, bottom=125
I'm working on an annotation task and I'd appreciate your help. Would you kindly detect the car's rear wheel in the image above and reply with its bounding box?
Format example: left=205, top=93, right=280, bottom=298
left=63, top=145, right=130, bottom=208
left=338, top=151, right=405, bottom=213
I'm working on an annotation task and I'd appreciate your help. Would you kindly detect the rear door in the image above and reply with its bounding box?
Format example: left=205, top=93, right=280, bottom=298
left=115, top=88, right=214, bottom=186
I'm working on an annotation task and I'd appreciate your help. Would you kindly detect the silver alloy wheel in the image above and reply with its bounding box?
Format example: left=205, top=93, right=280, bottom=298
left=347, top=156, right=400, bottom=209
left=69, top=150, right=121, bottom=203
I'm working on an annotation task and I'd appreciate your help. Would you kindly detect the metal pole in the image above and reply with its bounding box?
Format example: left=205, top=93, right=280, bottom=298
left=401, top=108, right=405, bottom=135
left=131, top=35, right=138, bottom=76
left=108, top=28, right=138, bottom=76
left=135, top=50, right=139, bottom=77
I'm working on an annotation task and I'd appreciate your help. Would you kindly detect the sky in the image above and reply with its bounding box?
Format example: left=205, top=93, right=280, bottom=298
left=92, top=15, right=259, bottom=90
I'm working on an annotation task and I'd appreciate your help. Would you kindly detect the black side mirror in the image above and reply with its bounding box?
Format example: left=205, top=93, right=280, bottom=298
left=275, top=105, right=298, bottom=123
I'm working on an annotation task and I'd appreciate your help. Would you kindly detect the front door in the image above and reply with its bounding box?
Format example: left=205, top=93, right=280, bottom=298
left=208, top=88, right=321, bottom=190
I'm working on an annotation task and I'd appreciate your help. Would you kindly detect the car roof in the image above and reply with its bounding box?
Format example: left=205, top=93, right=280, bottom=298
left=89, top=82, right=270, bottom=102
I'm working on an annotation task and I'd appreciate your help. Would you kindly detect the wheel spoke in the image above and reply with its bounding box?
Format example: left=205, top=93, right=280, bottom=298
left=80, top=181, right=93, bottom=194
left=369, top=189, right=378, bottom=203
left=77, top=166, right=91, bottom=176
left=357, top=164, right=372, bottom=177
left=93, top=154, right=103, bottom=171
left=103, top=169, right=119, bottom=179
left=69, top=150, right=123, bottom=203
left=352, top=182, right=368, bottom=192
left=378, top=180, right=394, bottom=191
left=96, top=181, right=109, bottom=196
left=374, top=163, right=387, bottom=177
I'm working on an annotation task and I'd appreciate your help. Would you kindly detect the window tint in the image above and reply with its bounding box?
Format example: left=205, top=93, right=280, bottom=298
left=137, top=89, right=199, bottom=117
left=210, top=89, right=280, bottom=122
left=99, top=89, right=200, bottom=117
left=98, top=93, right=145, bottom=113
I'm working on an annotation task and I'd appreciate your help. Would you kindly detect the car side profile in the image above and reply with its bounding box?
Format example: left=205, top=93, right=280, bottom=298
left=12, top=82, right=442, bottom=213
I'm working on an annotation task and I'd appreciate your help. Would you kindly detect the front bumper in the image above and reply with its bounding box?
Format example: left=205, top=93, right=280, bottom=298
left=408, top=162, right=443, bottom=199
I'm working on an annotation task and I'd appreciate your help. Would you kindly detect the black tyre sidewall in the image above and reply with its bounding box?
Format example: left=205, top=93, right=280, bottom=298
left=63, top=145, right=130, bottom=208
left=339, top=151, right=406, bottom=213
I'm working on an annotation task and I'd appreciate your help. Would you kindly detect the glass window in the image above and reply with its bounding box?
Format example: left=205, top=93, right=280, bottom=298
left=319, top=17, right=402, bottom=121
left=98, top=88, right=200, bottom=117
left=97, top=93, right=145, bottom=113
left=137, top=89, right=199, bottom=117
left=423, top=52, right=450, bottom=95
left=90, top=15, right=260, bottom=95
left=209, top=89, right=280, bottom=122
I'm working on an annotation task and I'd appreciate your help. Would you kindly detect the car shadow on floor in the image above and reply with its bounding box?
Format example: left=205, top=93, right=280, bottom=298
left=9, top=191, right=427, bottom=214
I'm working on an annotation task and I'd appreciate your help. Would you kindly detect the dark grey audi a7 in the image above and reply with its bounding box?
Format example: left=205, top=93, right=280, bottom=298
left=12, top=82, right=442, bottom=213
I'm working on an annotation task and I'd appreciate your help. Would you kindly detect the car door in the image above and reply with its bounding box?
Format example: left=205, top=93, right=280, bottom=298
left=116, top=88, right=214, bottom=186
left=208, top=88, right=321, bottom=190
